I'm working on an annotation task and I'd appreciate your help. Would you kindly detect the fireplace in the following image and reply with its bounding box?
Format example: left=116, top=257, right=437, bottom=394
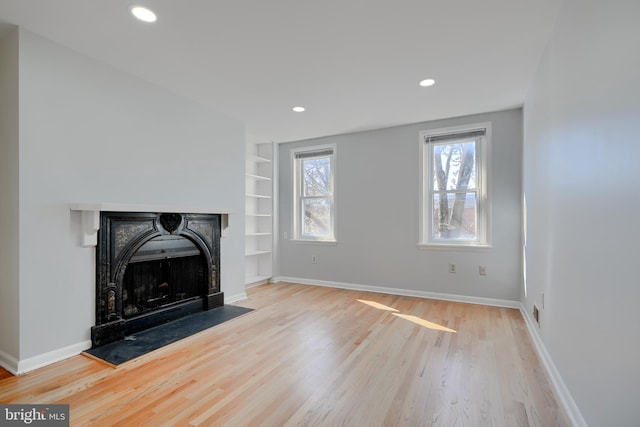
left=91, top=211, right=223, bottom=347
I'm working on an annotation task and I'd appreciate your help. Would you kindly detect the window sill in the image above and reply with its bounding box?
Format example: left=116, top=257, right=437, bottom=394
left=417, top=243, right=491, bottom=252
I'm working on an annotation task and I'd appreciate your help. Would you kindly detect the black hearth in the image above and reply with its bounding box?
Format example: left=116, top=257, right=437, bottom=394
left=91, top=211, right=223, bottom=347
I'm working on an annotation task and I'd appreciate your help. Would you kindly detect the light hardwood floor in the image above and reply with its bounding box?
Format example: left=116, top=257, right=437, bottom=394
left=0, top=282, right=570, bottom=426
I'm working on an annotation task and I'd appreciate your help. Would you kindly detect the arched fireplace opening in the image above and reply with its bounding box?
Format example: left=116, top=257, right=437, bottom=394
left=91, top=211, right=223, bottom=347
left=121, top=235, right=207, bottom=318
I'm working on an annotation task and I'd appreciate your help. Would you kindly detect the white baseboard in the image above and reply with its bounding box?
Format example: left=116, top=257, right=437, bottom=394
left=0, top=348, right=19, bottom=375
left=519, top=304, right=587, bottom=427
left=273, top=276, right=520, bottom=309
left=14, top=340, right=92, bottom=375
left=4, top=294, right=247, bottom=375
left=225, top=292, right=248, bottom=304
left=2, top=280, right=583, bottom=427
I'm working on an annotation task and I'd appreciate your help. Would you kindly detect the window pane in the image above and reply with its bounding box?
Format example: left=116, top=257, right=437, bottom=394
left=432, top=192, right=477, bottom=240
left=432, top=141, right=476, bottom=191
left=302, top=198, right=331, bottom=237
left=303, top=158, right=331, bottom=197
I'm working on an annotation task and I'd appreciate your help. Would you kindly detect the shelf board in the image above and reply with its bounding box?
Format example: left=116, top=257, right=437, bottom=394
left=70, top=202, right=233, bottom=214
left=245, top=173, right=272, bottom=181
left=245, top=194, right=272, bottom=199
left=245, top=250, right=272, bottom=256
left=246, top=232, right=272, bottom=236
left=246, top=213, right=271, bottom=217
left=248, top=155, right=272, bottom=163
left=245, top=275, right=271, bottom=286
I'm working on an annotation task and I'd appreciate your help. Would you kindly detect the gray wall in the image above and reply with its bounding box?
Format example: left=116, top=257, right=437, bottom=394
left=278, top=109, right=522, bottom=302
left=522, top=0, right=640, bottom=425
left=0, top=28, right=20, bottom=368
left=0, top=28, right=246, bottom=371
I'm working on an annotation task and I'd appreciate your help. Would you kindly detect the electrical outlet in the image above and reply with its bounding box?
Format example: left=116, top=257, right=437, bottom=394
left=479, top=266, right=487, bottom=275
left=449, top=263, right=456, bottom=273
left=311, top=256, right=317, bottom=264
left=533, top=305, right=540, bottom=325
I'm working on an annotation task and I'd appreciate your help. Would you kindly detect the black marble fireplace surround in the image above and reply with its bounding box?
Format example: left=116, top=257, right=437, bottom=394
left=91, top=211, right=223, bottom=347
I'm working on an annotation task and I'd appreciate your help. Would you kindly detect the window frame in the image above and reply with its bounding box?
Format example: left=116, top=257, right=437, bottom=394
left=418, top=122, right=491, bottom=249
left=291, top=144, right=337, bottom=243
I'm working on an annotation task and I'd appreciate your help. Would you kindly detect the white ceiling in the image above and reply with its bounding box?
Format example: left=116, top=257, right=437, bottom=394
left=0, top=0, right=562, bottom=143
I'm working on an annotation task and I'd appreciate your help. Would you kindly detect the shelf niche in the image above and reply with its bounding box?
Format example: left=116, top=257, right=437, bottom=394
left=245, top=141, right=274, bottom=286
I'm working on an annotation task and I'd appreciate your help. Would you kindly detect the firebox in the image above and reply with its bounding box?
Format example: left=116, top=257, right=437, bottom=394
left=91, top=211, right=223, bottom=347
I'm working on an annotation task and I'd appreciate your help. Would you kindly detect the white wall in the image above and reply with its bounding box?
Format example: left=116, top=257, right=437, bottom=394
left=278, top=109, right=522, bottom=303
left=6, top=28, right=245, bottom=371
left=522, top=0, right=640, bottom=425
left=0, top=28, right=20, bottom=368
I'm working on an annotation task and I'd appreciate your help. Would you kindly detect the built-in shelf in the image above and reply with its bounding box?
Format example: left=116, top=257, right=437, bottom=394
left=245, top=141, right=274, bottom=286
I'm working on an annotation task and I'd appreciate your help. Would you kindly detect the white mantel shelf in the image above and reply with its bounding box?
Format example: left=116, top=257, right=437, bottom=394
left=70, top=202, right=233, bottom=214
left=70, top=203, right=233, bottom=247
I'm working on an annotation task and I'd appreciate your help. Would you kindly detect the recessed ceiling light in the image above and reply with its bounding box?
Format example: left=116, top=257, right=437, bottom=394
left=292, top=106, right=305, bottom=112
left=419, top=78, right=436, bottom=87
left=130, top=6, right=157, bottom=23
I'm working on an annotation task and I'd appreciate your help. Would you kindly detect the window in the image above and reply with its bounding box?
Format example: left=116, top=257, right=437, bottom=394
left=419, top=123, right=490, bottom=247
left=292, top=145, right=336, bottom=242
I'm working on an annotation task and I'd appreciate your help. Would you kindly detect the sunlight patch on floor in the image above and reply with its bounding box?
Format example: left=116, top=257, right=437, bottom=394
left=392, top=313, right=457, bottom=333
left=356, top=299, right=399, bottom=312
left=357, top=299, right=456, bottom=333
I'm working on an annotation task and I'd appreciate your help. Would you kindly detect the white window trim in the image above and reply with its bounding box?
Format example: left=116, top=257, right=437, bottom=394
left=418, top=122, right=492, bottom=249
left=291, top=144, right=337, bottom=243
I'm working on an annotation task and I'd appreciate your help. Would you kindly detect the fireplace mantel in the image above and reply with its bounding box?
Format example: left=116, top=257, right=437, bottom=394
left=70, top=203, right=232, bottom=247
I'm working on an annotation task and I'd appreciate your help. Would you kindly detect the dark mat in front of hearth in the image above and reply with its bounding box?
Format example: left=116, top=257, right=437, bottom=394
left=84, top=305, right=253, bottom=366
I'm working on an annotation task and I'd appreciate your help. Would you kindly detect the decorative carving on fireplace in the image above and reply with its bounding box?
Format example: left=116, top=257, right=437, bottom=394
left=159, top=213, right=182, bottom=233
left=91, top=211, right=223, bottom=347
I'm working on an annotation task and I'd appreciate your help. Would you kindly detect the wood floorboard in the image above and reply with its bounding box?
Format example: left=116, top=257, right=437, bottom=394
left=0, top=282, right=571, bottom=426
left=0, top=367, right=12, bottom=381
